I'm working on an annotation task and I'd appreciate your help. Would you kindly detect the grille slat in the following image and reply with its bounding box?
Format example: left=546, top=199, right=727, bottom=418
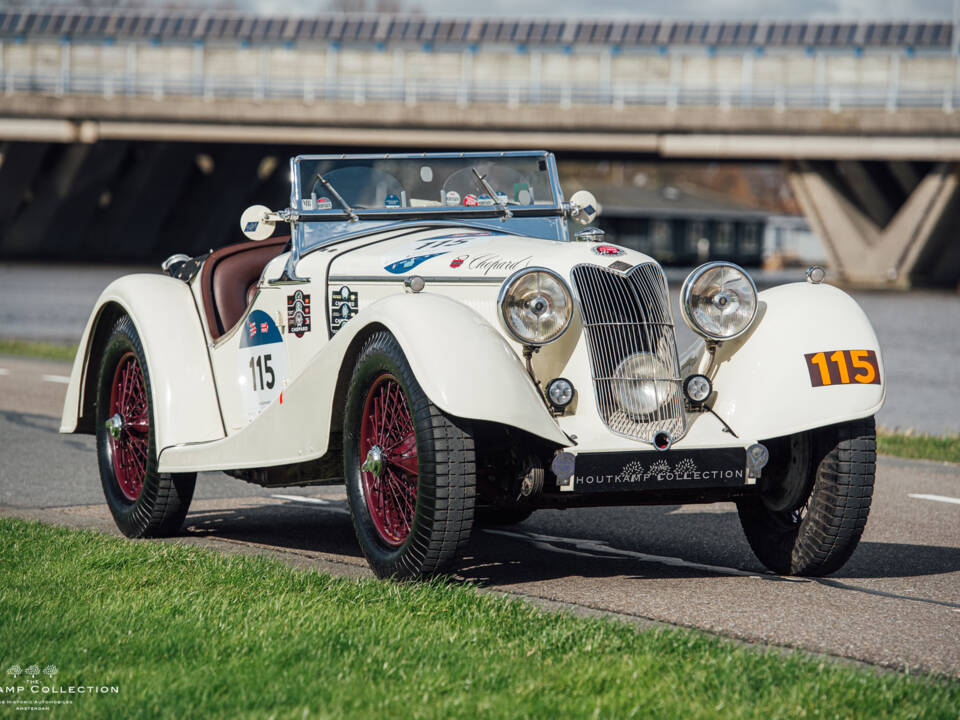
left=572, top=263, right=686, bottom=443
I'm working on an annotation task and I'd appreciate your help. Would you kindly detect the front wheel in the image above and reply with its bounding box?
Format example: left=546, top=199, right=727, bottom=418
left=95, top=316, right=196, bottom=538
left=343, top=331, right=476, bottom=579
left=737, top=417, right=876, bottom=576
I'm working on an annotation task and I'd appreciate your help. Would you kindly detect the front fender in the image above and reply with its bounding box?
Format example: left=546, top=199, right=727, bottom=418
left=340, top=292, right=569, bottom=446
left=157, top=290, right=568, bottom=473
left=60, top=274, right=225, bottom=449
left=705, top=282, right=885, bottom=441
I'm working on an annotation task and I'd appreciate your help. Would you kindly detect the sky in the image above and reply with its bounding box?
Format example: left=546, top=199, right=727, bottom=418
left=253, top=0, right=957, bottom=20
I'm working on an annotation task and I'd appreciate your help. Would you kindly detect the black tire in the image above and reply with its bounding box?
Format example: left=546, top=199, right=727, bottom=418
left=95, top=316, right=196, bottom=538
left=737, top=417, right=876, bottom=576
left=476, top=505, right=535, bottom=526
left=343, top=331, right=476, bottom=579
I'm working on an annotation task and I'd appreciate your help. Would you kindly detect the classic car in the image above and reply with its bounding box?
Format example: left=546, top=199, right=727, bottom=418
left=60, top=151, right=884, bottom=579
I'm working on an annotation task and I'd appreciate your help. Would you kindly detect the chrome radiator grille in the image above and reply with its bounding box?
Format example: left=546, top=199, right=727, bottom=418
left=571, top=263, right=686, bottom=443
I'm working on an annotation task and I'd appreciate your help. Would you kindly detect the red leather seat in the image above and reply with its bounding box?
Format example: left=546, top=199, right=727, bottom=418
left=200, top=237, right=289, bottom=340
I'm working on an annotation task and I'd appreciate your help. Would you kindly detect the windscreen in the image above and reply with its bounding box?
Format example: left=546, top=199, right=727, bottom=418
left=295, top=154, right=557, bottom=213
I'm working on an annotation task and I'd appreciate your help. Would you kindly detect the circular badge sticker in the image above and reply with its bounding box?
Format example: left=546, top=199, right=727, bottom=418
left=238, top=309, right=289, bottom=422
left=592, top=244, right=625, bottom=257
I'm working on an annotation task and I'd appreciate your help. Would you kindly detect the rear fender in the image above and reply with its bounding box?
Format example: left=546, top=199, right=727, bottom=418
left=700, top=282, right=885, bottom=441
left=60, top=274, right=225, bottom=449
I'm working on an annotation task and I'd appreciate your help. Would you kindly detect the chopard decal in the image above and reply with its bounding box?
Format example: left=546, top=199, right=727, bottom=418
left=465, top=253, right=534, bottom=276
left=286, top=290, right=311, bottom=338
left=383, top=252, right=447, bottom=274
left=329, top=285, right=358, bottom=334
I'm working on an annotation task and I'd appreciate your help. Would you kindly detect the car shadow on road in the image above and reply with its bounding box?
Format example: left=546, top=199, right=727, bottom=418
left=829, top=541, right=960, bottom=579
left=458, top=505, right=960, bottom=586
left=182, top=502, right=365, bottom=561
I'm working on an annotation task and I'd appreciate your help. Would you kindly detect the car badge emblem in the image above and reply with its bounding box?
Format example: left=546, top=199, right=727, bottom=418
left=592, top=244, right=624, bottom=257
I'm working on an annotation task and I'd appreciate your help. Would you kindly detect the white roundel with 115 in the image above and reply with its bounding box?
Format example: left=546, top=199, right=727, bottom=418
left=237, top=310, right=289, bottom=421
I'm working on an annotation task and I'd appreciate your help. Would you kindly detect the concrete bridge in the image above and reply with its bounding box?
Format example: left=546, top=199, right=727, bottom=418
left=1, top=8, right=958, bottom=288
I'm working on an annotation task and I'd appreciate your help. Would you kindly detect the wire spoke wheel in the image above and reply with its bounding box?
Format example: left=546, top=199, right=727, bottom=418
left=344, top=331, right=476, bottom=579
left=107, top=351, right=149, bottom=501
left=95, top=315, right=196, bottom=538
left=360, top=374, right=418, bottom=546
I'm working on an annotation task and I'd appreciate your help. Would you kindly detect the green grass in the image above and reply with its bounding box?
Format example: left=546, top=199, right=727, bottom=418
left=878, top=431, right=960, bottom=464
left=0, top=338, right=77, bottom=362
left=1, top=519, right=956, bottom=719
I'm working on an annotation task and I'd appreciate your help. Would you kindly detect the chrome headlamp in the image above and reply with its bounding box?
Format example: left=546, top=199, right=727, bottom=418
left=613, top=352, right=677, bottom=417
left=680, top=262, right=758, bottom=341
left=498, top=268, right=573, bottom=346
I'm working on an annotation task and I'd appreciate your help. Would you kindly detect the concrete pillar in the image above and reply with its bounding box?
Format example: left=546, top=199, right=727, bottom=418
left=788, top=160, right=960, bottom=288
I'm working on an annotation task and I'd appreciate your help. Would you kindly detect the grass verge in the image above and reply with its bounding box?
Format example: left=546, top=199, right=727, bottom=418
left=878, top=431, right=960, bottom=465
left=1, top=518, right=957, bottom=719
left=0, top=338, right=77, bottom=362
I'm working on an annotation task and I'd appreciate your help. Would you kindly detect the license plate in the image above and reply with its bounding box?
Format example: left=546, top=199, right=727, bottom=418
left=572, top=447, right=747, bottom=493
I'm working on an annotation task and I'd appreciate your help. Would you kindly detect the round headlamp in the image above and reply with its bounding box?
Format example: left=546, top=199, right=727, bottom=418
left=498, top=268, right=572, bottom=346
left=680, top=262, right=758, bottom=341
left=612, top=352, right=677, bottom=417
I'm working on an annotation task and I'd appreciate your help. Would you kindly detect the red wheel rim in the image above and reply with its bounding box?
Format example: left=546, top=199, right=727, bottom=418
left=107, top=352, right=149, bottom=502
left=359, top=373, right=418, bottom=547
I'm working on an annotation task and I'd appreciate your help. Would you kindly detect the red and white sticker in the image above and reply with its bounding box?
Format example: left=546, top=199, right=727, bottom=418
left=463, top=194, right=478, bottom=206
left=592, top=244, right=624, bottom=257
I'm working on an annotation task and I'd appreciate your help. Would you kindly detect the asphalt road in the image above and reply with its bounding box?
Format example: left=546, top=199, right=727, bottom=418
left=1, top=354, right=958, bottom=677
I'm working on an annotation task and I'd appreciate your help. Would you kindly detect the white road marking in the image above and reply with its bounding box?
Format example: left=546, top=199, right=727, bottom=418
left=41, top=374, right=70, bottom=384
left=272, top=494, right=350, bottom=515
left=908, top=493, right=960, bottom=506
left=484, top=528, right=802, bottom=582
left=0, top=368, right=9, bottom=376
left=272, top=494, right=330, bottom=504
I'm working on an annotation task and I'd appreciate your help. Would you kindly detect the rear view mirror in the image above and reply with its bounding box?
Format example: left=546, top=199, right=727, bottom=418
left=568, top=190, right=600, bottom=225
left=240, top=205, right=277, bottom=241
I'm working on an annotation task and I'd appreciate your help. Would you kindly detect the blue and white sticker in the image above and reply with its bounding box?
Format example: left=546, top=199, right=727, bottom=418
left=238, top=309, right=288, bottom=422
left=384, top=252, right=447, bottom=274
left=384, top=193, right=401, bottom=208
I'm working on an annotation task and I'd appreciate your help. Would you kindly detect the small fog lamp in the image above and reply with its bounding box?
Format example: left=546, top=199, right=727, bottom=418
left=683, top=374, right=712, bottom=405
left=546, top=378, right=575, bottom=409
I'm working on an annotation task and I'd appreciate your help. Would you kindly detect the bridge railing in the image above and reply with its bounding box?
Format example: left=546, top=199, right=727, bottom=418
left=3, top=69, right=958, bottom=112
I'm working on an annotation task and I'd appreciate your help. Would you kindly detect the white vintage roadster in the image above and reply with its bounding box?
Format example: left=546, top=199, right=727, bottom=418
left=61, top=152, right=884, bottom=579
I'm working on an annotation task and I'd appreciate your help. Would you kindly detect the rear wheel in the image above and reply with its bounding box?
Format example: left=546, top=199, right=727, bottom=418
left=737, top=417, right=876, bottom=576
left=343, top=331, right=476, bottom=579
left=95, top=316, right=196, bottom=538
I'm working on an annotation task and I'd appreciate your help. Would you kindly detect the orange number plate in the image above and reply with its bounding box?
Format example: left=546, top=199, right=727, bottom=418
left=804, top=350, right=881, bottom=387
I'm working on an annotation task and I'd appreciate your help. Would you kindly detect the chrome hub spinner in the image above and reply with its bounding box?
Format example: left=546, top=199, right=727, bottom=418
left=105, top=413, right=124, bottom=440
left=361, top=445, right=385, bottom=478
